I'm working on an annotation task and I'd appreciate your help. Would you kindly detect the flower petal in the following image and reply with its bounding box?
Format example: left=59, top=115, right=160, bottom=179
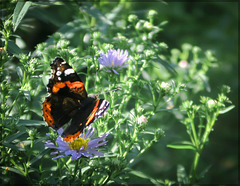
left=87, top=149, right=104, bottom=156
left=81, top=151, right=93, bottom=157
left=112, top=69, right=119, bottom=75
left=50, top=151, right=59, bottom=155
left=57, top=128, right=64, bottom=135
left=52, top=155, right=65, bottom=160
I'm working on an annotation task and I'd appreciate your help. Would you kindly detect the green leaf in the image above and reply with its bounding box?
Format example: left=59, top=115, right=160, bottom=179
left=106, top=4, right=123, bottom=21
left=167, top=141, right=196, bottom=150
left=22, top=90, right=31, bottom=101
left=33, top=137, right=48, bottom=145
left=219, top=105, right=235, bottom=114
left=4, top=131, right=26, bottom=143
left=177, top=164, right=188, bottom=184
left=154, top=55, right=177, bottom=75
left=13, top=1, right=32, bottom=32
left=80, top=2, right=113, bottom=25
left=199, top=73, right=211, bottom=92
left=45, top=19, right=87, bottom=45
left=129, top=169, right=149, bottom=179
left=16, top=66, right=23, bottom=80
left=1, top=166, right=25, bottom=176
left=18, top=119, right=46, bottom=127
left=2, top=142, right=25, bottom=151
left=199, top=164, right=212, bottom=179
left=29, top=149, right=50, bottom=166
left=141, top=131, right=155, bottom=135
left=8, top=41, right=23, bottom=56
left=129, top=169, right=164, bottom=184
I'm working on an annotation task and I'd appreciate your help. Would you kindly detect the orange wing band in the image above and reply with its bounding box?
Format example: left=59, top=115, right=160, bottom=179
left=85, top=99, right=100, bottom=126
left=52, top=81, right=85, bottom=94
left=65, top=81, right=84, bottom=90
left=42, top=99, right=54, bottom=127
left=63, top=131, right=81, bottom=142
left=52, top=82, right=66, bottom=93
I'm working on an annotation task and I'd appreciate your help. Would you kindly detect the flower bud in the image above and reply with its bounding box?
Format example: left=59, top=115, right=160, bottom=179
left=148, top=10, right=158, bottom=19
left=179, top=60, right=188, bottom=68
left=52, top=32, right=62, bottom=42
left=4, top=20, right=13, bottom=32
left=135, top=20, right=145, bottom=31
left=137, top=115, right=148, bottom=125
left=93, top=32, right=101, bottom=40
left=143, top=21, right=153, bottom=30
left=57, top=40, right=69, bottom=49
left=159, top=82, right=171, bottom=96
left=128, top=14, right=138, bottom=23
left=207, top=99, right=217, bottom=110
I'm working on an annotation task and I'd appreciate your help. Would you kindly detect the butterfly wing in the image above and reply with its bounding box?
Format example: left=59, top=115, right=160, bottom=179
left=42, top=57, right=87, bottom=130
left=62, top=98, right=110, bottom=142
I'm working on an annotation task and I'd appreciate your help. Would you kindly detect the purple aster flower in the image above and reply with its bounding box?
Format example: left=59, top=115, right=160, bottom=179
left=45, top=127, right=108, bottom=160
left=98, top=49, right=129, bottom=74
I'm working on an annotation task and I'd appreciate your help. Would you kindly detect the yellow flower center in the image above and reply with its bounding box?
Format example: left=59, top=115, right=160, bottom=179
left=68, top=136, right=89, bottom=151
left=112, top=59, right=114, bottom=66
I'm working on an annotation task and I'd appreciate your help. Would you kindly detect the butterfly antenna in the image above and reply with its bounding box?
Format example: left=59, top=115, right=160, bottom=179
left=96, top=87, right=121, bottom=96
left=94, top=68, right=98, bottom=88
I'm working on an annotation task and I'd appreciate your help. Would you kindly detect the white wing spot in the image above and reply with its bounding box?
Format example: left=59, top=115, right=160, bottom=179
left=64, top=68, right=75, bottom=76
left=56, top=71, right=62, bottom=76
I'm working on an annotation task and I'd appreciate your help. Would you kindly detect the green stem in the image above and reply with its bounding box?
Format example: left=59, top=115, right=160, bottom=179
left=190, top=151, right=200, bottom=182
left=85, top=60, right=91, bottom=91
left=101, top=173, right=112, bottom=186
left=7, top=90, right=22, bottom=116
left=10, top=159, right=26, bottom=176
left=122, top=125, right=138, bottom=158
left=3, top=30, right=10, bottom=52
left=73, top=158, right=80, bottom=182
left=129, top=140, right=153, bottom=166
left=189, top=114, right=217, bottom=183
left=57, top=159, right=62, bottom=185
left=190, top=118, right=199, bottom=149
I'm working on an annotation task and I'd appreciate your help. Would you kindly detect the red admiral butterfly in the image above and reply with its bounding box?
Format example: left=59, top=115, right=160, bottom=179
left=42, top=57, right=109, bottom=142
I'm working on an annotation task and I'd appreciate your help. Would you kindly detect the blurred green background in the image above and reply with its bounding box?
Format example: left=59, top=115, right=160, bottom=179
left=2, top=1, right=238, bottom=184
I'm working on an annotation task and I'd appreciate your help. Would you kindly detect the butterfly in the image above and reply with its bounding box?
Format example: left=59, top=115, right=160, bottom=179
left=42, top=57, right=109, bottom=142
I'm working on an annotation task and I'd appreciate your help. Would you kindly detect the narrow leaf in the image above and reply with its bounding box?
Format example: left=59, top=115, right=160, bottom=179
left=22, top=90, right=31, bottom=101
left=2, top=143, right=25, bottom=151
left=129, top=169, right=149, bottom=179
left=80, top=2, right=112, bottom=25
left=199, top=73, right=211, bottom=92
left=16, top=66, right=23, bottom=80
left=4, top=131, right=26, bottom=143
left=154, top=55, right=177, bottom=75
left=141, top=131, right=155, bottom=135
left=18, top=119, right=46, bottom=127
left=177, top=164, right=187, bottom=184
left=8, top=41, right=23, bottom=56
left=1, top=166, right=25, bottom=176
left=29, top=149, right=50, bottom=166
left=219, top=105, right=235, bottom=114
left=13, top=1, right=32, bottom=31
left=129, top=169, right=159, bottom=184
left=167, top=141, right=196, bottom=150
left=199, top=164, right=212, bottom=179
